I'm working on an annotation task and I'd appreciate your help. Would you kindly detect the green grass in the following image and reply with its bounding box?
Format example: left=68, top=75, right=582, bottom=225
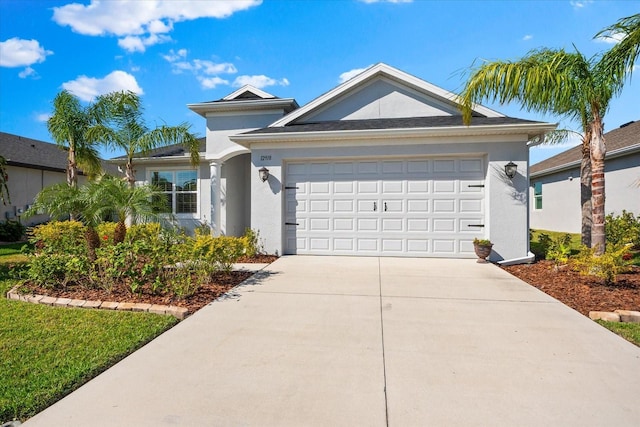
left=0, top=269, right=178, bottom=422
left=0, top=242, right=30, bottom=264
left=597, top=321, right=640, bottom=347
left=530, top=229, right=582, bottom=259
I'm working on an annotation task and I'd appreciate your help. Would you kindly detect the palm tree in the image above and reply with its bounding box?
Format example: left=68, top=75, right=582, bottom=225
left=47, top=90, right=103, bottom=189
left=85, top=175, right=169, bottom=243
left=459, top=27, right=638, bottom=254
left=24, top=183, right=102, bottom=260
left=88, top=91, right=200, bottom=188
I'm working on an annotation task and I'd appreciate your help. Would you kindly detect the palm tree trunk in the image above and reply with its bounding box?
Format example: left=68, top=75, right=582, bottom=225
left=590, top=116, right=606, bottom=255
left=125, top=160, right=136, bottom=189
left=114, top=220, right=126, bottom=244
left=580, top=129, right=592, bottom=247
left=85, top=225, right=100, bottom=262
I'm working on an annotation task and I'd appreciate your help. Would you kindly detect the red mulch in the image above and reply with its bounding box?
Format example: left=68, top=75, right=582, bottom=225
left=502, top=260, right=640, bottom=316
left=18, top=255, right=279, bottom=315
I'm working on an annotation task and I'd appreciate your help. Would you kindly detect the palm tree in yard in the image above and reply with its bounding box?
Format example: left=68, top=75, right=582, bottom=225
left=86, top=175, right=169, bottom=243
left=459, top=14, right=639, bottom=255
left=47, top=90, right=103, bottom=189
left=88, top=91, right=200, bottom=188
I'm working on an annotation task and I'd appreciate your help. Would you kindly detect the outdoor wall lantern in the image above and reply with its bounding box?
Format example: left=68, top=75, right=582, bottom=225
left=258, top=166, right=270, bottom=182
left=504, top=161, right=518, bottom=179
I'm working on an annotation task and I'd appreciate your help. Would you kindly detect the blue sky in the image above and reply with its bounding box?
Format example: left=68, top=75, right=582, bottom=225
left=1, top=0, right=638, bottom=165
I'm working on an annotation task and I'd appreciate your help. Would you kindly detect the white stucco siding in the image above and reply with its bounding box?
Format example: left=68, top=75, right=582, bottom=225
left=250, top=136, right=530, bottom=261
left=604, top=153, right=640, bottom=216
left=206, top=112, right=285, bottom=159
left=303, top=79, right=459, bottom=123
left=220, top=153, right=251, bottom=237
left=529, top=152, right=640, bottom=234
left=1, top=166, right=88, bottom=226
left=529, top=168, right=581, bottom=233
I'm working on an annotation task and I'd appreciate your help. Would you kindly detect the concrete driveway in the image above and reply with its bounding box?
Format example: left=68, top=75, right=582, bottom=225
left=24, top=256, right=640, bottom=426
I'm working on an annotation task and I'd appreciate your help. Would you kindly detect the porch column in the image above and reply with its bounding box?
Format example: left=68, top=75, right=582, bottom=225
left=209, top=160, right=222, bottom=236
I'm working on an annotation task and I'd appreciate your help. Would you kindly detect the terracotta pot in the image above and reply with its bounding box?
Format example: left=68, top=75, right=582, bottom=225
left=474, top=243, right=493, bottom=263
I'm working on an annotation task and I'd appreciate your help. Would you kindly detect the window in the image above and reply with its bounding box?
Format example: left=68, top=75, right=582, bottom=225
left=151, top=170, right=198, bottom=214
left=533, top=182, right=542, bottom=210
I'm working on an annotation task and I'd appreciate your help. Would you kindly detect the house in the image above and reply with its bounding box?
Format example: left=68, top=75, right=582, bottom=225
left=530, top=120, right=640, bottom=234
left=0, top=132, right=117, bottom=226
left=124, top=64, right=555, bottom=261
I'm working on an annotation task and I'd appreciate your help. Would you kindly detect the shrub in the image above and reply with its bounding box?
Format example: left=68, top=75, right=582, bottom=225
left=27, top=252, right=89, bottom=288
left=571, top=244, right=632, bottom=285
left=546, top=234, right=573, bottom=267
left=96, top=222, right=118, bottom=246
left=0, top=220, right=25, bottom=242
left=242, top=228, right=261, bottom=257
left=606, top=210, right=640, bottom=249
left=29, top=221, right=86, bottom=255
left=125, top=222, right=162, bottom=244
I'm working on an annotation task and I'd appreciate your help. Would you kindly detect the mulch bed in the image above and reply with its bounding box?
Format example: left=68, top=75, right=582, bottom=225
left=18, top=255, right=279, bottom=315
left=502, top=260, right=640, bottom=316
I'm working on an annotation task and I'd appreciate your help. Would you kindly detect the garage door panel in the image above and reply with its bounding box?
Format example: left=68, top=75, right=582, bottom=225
left=285, top=158, right=485, bottom=257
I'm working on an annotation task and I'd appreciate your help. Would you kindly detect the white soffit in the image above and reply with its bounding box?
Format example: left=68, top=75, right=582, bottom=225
left=270, top=63, right=503, bottom=127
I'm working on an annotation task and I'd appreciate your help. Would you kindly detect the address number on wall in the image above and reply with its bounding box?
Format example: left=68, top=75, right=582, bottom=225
left=260, top=155, right=272, bottom=161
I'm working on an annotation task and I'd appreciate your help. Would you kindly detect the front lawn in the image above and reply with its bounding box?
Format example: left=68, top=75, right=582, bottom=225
left=0, top=275, right=177, bottom=423
left=597, top=321, right=640, bottom=346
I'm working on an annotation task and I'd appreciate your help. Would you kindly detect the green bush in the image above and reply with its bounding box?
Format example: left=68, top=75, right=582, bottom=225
left=29, top=221, right=86, bottom=254
left=546, top=233, right=573, bottom=266
left=0, top=220, right=25, bottom=242
left=572, top=244, right=632, bottom=285
left=125, top=222, right=162, bottom=243
left=95, top=222, right=118, bottom=246
left=27, top=252, right=89, bottom=288
left=606, top=210, right=640, bottom=249
left=242, top=228, right=260, bottom=257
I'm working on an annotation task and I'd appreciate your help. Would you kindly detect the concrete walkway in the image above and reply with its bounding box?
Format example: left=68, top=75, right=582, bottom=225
left=24, top=256, right=640, bottom=426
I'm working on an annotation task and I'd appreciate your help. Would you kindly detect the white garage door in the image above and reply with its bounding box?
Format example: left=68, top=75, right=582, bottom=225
left=284, top=158, right=485, bottom=257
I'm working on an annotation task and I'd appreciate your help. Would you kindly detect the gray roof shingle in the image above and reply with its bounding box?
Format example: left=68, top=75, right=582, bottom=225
left=110, top=137, right=206, bottom=160
left=0, top=131, right=118, bottom=175
left=530, top=120, right=640, bottom=175
left=243, top=116, right=544, bottom=135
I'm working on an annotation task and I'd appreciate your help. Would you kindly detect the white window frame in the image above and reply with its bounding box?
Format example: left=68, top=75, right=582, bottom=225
left=533, top=181, right=542, bottom=210
left=147, top=167, right=200, bottom=218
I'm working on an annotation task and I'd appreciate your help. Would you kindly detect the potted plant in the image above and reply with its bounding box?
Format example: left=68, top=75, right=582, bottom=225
left=473, top=238, right=493, bottom=263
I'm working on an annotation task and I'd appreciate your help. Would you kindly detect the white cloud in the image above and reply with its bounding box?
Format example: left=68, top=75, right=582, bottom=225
left=18, top=67, right=37, bottom=79
left=162, top=49, right=238, bottom=88
left=595, top=31, right=625, bottom=45
left=338, top=65, right=372, bottom=83
left=522, top=34, right=533, bottom=41
left=62, top=70, right=143, bottom=102
left=232, top=75, right=289, bottom=89
left=52, top=0, right=262, bottom=52
left=36, top=113, right=52, bottom=122
left=569, top=1, right=593, bottom=9
left=197, top=76, right=229, bottom=89
left=0, top=37, right=53, bottom=67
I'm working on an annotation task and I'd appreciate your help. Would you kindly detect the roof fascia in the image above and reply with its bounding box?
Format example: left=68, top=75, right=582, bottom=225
left=187, top=98, right=299, bottom=118
left=230, top=122, right=556, bottom=148
left=269, top=63, right=503, bottom=127
left=107, top=155, right=201, bottom=164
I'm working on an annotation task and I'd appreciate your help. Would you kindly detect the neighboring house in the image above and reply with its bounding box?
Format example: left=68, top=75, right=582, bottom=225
left=530, top=120, right=640, bottom=234
left=0, top=132, right=117, bottom=226
left=124, top=63, right=555, bottom=261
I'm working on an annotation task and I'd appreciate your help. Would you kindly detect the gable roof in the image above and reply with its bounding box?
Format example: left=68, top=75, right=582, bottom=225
left=0, top=132, right=117, bottom=175
left=188, top=85, right=298, bottom=118
left=269, top=63, right=503, bottom=128
left=530, top=120, right=640, bottom=176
